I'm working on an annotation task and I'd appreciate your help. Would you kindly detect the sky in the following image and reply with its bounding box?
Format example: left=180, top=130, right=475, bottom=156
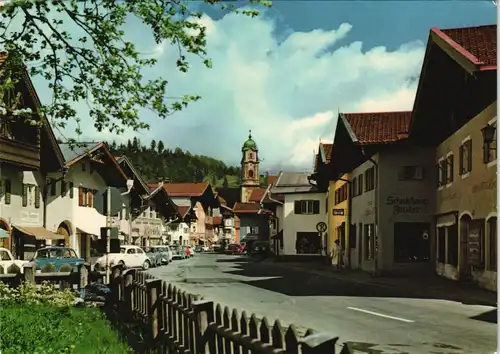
left=26, top=1, right=497, bottom=172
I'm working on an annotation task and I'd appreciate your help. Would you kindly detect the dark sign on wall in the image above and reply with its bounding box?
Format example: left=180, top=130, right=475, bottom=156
left=386, top=196, right=429, bottom=215
left=332, top=209, right=345, bottom=216
left=467, top=223, right=483, bottom=267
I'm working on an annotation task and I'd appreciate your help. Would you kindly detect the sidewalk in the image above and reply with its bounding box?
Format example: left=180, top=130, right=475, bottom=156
left=267, top=261, right=497, bottom=307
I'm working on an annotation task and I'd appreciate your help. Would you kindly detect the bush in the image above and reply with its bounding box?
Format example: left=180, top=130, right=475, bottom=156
left=0, top=304, right=133, bottom=353
left=0, top=282, right=132, bottom=353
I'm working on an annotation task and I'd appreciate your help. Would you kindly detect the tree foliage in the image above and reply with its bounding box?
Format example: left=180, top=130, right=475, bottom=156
left=109, top=138, right=241, bottom=186
left=0, top=0, right=270, bottom=141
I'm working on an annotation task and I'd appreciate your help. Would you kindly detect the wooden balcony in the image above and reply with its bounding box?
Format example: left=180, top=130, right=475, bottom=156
left=0, top=136, right=40, bottom=169
left=205, top=216, right=213, bottom=226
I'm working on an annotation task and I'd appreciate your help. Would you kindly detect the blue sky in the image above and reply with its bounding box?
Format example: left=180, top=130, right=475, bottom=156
left=30, top=1, right=496, bottom=171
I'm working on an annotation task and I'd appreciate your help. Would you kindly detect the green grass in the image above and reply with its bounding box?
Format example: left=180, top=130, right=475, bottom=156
left=0, top=304, right=132, bottom=354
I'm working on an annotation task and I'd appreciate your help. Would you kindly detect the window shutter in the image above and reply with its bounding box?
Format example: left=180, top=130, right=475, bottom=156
left=4, top=180, right=11, bottom=205
left=50, top=178, right=56, bottom=196
left=458, top=145, right=464, bottom=174
left=22, top=184, right=28, bottom=207
left=87, top=190, right=93, bottom=208
left=294, top=200, right=301, bottom=214
left=436, top=164, right=440, bottom=187
left=467, top=140, right=472, bottom=172
left=78, top=187, right=84, bottom=206
left=447, top=156, right=454, bottom=182
left=69, top=182, right=74, bottom=198
left=35, top=186, right=40, bottom=208
left=60, top=181, right=66, bottom=197
left=313, top=200, right=320, bottom=214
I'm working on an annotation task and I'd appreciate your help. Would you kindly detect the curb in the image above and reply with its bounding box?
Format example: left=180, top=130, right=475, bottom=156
left=265, top=262, right=497, bottom=307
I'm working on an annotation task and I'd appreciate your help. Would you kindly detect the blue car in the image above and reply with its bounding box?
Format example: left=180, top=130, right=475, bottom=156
left=31, top=246, right=84, bottom=272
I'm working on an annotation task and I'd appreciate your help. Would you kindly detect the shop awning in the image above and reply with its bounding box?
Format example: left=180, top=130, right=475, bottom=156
left=0, top=229, right=8, bottom=238
left=13, top=225, right=64, bottom=240
left=76, top=227, right=99, bottom=239
left=436, top=213, right=457, bottom=227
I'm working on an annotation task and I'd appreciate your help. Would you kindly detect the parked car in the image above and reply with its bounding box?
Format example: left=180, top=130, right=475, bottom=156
left=150, top=246, right=171, bottom=265
left=31, top=246, right=84, bottom=272
left=227, top=243, right=244, bottom=255
left=94, top=245, right=151, bottom=270
left=0, top=247, right=30, bottom=273
left=142, top=247, right=162, bottom=267
left=194, top=245, right=202, bottom=253
left=202, top=245, right=210, bottom=252
left=171, top=246, right=185, bottom=260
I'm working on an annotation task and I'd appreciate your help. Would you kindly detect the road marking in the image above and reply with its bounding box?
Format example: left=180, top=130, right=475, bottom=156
left=347, top=306, right=415, bottom=323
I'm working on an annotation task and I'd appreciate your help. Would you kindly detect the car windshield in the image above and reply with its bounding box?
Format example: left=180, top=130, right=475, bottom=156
left=143, top=247, right=151, bottom=253
left=36, top=248, right=77, bottom=259
left=120, top=247, right=126, bottom=254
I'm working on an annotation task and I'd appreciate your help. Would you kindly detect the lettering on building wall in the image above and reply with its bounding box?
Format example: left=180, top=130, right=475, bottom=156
left=472, top=178, right=496, bottom=193
left=440, top=190, right=457, bottom=201
left=386, top=196, right=429, bottom=215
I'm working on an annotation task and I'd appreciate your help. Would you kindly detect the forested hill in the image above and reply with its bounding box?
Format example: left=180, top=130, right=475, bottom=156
left=108, top=138, right=242, bottom=187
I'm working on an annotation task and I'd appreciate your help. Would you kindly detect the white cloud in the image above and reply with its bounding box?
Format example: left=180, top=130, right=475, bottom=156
left=30, top=8, right=425, bottom=170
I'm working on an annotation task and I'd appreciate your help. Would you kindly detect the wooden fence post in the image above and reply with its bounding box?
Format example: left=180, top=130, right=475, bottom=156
left=300, top=333, right=339, bottom=354
left=79, top=263, right=89, bottom=289
left=192, top=299, right=215, bottom=354
left=146, top=278, right=162, bottom=344
left=123, top=269, right=136, bottom=313
left=23, top=264, right=35, bottom=284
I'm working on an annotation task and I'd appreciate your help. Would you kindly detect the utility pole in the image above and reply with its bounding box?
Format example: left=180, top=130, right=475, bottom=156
left=105, top=186, right=112, bottom=284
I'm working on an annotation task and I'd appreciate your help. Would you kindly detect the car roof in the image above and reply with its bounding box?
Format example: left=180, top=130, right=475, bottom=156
left=37, top=246, right=71, bottom=250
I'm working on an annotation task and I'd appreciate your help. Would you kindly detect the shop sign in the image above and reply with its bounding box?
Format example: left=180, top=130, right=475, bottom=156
left=332, top=209, right=345, bottom=216
left=386, top=196, right=429, bottom=215
left=467, top=225, right=482, bottom=266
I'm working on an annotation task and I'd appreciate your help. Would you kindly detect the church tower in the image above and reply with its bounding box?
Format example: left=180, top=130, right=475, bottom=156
left=240, top=130, right=260, bottom=203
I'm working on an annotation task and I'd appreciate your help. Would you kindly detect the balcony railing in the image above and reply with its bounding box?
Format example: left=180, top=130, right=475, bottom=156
left=0, top=135, right=40, bottom=169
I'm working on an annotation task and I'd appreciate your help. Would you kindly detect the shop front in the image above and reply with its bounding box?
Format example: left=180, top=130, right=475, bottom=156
left=11, top=225, right=64, bottom=260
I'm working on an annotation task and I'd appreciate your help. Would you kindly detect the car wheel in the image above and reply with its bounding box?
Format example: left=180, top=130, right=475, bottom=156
left=142, top=260, right=151, bottom=270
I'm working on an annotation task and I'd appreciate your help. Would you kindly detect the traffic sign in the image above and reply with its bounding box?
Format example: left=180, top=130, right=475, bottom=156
left=316, top=221, right=327, bottom=233
left=93, top=187, right=123, bottom=216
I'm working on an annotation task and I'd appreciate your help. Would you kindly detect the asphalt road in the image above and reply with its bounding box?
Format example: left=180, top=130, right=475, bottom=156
left=148, top=253, right=497, bottom=354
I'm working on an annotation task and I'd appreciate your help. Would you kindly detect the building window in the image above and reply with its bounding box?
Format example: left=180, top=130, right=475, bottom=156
left=488, top=217, right=497, bottom=270
left=437, top=227, right=445, bottom=263
left=81, top=162, right=86, bottom=171
left=447, top=225, right=458, bottom=266
left=352, top=177, right=358, bottom=197
left=364, top=167, right=375, bottom=192
left=446, top=155, right=454, bottom=183
left=34, top=186, right=40, bottom=209
left=49, top=178, right=56, bottom=196
left=357, top=174, right=363, bottom=195
left=334, top=185, right=348, bottom=205
left=78, top=187, right=94, bottom=207
left=294, top=200, right=320, bottom=215
left=250, top=226, right=259, bottom=234
left=22, top=184, right=28, bottom=207
left=363, top=224, right=373, bottom=260
left=483, top=122, right=497, bottom=164
left=60, top=181, right=67, bottom=197
left=296, top=232, right=320, bottom=254
left=437, top=159, right=448, bottom=187
left=459, top=139, right=472, bottom=175
left=398, top=166, right=424, bottom=181
left=4, top=179, right=11, bottom=205
left=248, top=169, right=254, bottom=178
left=393, top=223, right=430, bottom=262
left=325, top=196, right=328, bottom=213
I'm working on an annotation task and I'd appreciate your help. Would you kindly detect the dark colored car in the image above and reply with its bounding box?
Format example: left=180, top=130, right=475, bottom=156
left=194, top=245, right=202, bottom=253
left=150, top=246, right=170, bottom=265
left=142, top=247, right=162, bottom=267
left=227, top=244, right=243, bottom=255
left=31, top=246, right=84, bottom=271
left=171, top=246, right=185, bottom=260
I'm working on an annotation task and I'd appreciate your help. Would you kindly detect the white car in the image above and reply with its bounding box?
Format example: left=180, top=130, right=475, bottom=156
left=94, top=245, right=152, bottom=270
left=0, top=248, right=30, bottom=273
left=202, top=245, right=209, bottom=252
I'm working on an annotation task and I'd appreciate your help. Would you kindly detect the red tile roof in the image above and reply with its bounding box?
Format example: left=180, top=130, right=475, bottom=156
left=163, top=183, right=209, bottom=197
left=434, top=25, right=496, bottom=69
left=322, top=143, right=333, bottom=162
left=267, top=175, right=278, bottom=185
left=343, top=111, right=412, bottom=145
left=233, top=202, right=261, bottom=213
left=249, top=188, right=267, bottom=202
left=213, top=216, right=222, bottom=225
